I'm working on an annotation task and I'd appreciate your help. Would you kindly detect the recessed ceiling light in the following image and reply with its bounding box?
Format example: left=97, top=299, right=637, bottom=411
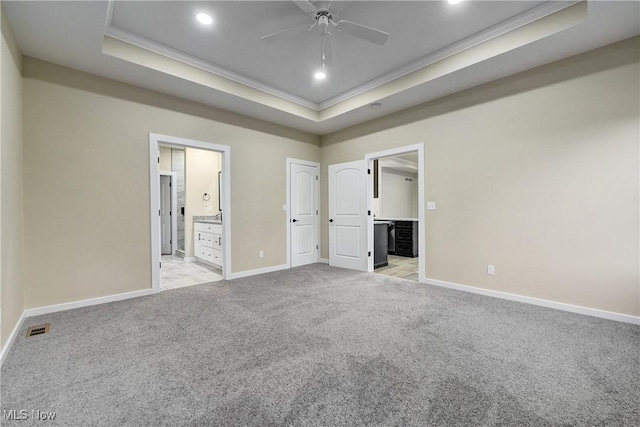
left=196, top=13, right=213, bottom=25
left=448, top=0, right=464, bottom=4
left=314, top=71, right=327, bottom=80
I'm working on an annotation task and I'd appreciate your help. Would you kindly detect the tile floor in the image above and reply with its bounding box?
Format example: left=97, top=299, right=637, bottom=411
left=160, top=255, right=222, bottom=291
left=374, top=255, right=419, bottom=281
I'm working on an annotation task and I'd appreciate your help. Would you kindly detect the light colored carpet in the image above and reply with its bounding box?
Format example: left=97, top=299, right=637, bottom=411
left=1, top=264, right=638, bottom=426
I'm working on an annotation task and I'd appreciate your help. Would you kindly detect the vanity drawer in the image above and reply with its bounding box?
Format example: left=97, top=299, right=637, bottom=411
left=194, top=222, right=214, bottom=233
left=396, top=241, right=413, bottom=253
left=396, top=229, right=414, bottom=240
left=212, top=249, right=221, bottom=266
left=201, top=233, right=214, bottom=248
left=194, top=222, right=222, bottom=267
left=198, top=245, right=214, bottom=261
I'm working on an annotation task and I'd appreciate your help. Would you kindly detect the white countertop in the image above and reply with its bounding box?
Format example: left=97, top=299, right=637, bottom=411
left=193, top=215, right=222, bottom=224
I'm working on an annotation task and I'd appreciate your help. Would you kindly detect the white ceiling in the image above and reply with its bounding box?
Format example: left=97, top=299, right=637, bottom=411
left=109, top=0, right=541, bottom=104
left=4, top=1, right=639, bottom=135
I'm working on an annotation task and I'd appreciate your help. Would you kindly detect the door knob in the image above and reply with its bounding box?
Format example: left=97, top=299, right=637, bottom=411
left=292, top=219, right=298, bottom=223
left=329, top=219, right=334, bottom=223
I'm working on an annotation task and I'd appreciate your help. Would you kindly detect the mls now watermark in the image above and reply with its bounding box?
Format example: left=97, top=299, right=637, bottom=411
left=3, top=409, right=57, bottom=421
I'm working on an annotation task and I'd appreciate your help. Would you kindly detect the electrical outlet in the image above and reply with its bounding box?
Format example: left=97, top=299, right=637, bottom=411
left=487, top=265, right=495, bottom=275
left=282, top=204, right=287, bottom=211
left=427, top=201, right=436, bottom=210
left=259, top=251, right=264, bottom=258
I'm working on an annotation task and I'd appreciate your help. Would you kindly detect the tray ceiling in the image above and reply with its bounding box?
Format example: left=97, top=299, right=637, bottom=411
left=4, top=1, right=639, bottom=134
left=108, top=1, right=542, bottom=105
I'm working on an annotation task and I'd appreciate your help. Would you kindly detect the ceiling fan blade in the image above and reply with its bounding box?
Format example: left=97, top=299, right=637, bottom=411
left=328, top=1, right=352, bottom=17
left=336, top=20, right=389, bottom=45
left=261, top=24, right=313, bottom=43
left=321, top=33, right=333, bottom=68
left=292, top=0, right=317, bottom=14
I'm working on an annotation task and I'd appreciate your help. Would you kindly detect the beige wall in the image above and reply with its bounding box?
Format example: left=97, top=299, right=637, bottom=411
left=1, top=10, right=25, bottom=347
left=379, top=168, right=418, bottom=219
left=158, top=146, right=171, bottom=171
left=184, top=148, right=221, bottom=258
left=22, top=58, right=320, bottom=309
left=4, top=27, right=639, bottom=327
left=321, top=37, right=640, bottom=317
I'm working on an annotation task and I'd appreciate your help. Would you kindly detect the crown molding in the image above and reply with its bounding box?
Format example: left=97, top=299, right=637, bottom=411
left=103, top=0, right=580, bottom=116
left=104, top=25, right=320, bottom=111
left=317, top=0, right=581, bottom=110
left=379, top=156, right=418, bottom=172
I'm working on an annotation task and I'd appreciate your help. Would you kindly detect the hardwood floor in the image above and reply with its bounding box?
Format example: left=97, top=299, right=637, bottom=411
left=375, top=255, right=418, bottom=281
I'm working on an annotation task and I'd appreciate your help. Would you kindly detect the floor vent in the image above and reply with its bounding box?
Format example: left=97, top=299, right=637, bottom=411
left=26, top=323, right=50, bottom=337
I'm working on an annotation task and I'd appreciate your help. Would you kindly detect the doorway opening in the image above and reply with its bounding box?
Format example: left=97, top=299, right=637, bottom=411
left=366, top=144, right=425, bottom=282
left=159, top=171, right=177, bottom=256
left=149, top=134, right=231, bottom=293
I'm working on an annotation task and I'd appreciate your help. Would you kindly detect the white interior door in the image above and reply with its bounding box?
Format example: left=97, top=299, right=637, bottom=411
left=290, top=162, right=319, bottom=267
left=328, top=160, right=368, bottom=271
left=160, top=175, right=172, bottom=255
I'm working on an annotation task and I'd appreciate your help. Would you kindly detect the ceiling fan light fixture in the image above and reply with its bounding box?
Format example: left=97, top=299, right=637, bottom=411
left=196, top=13, right=213, bottom=25
left=314, top=71, right=327, bottom=80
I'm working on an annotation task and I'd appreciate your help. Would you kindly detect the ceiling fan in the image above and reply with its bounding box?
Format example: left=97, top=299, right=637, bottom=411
left=261, top=1, right=390, bottom=70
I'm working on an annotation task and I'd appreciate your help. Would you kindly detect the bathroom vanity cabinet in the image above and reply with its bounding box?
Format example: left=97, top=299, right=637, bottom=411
left=194, top=222, right=222, bottom=268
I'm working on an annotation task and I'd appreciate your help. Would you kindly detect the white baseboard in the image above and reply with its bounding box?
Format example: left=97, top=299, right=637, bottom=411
left=0, top=311, right=26, bottom=366
left=183, top=257, right=197, bottom=262
left=228, top=263, right=289, bottom=280
left=319, top=258, right=329, bottom=264
left=422, top=277, right=640, bottom=325
left=24, top=289, right=154, bottom=318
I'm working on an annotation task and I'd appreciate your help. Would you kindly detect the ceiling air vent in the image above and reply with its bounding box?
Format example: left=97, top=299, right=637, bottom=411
left=26, top=323, right=50, bottom=337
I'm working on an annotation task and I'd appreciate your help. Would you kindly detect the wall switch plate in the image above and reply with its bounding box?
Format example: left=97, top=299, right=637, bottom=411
left=487, top=265, right=495, bottom=275
left=427, top=202, right=436, bottom=210
left=259, top=251, right=264, bottom=258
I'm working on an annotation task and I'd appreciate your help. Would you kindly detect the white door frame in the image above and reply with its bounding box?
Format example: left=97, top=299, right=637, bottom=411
left=286, top=158, right=320, bottom=268
left=159, top=171, right=178, bottom=255
left=364, top=143, right=425, bottom=282
left=149, top=133, right=231, bottom=292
